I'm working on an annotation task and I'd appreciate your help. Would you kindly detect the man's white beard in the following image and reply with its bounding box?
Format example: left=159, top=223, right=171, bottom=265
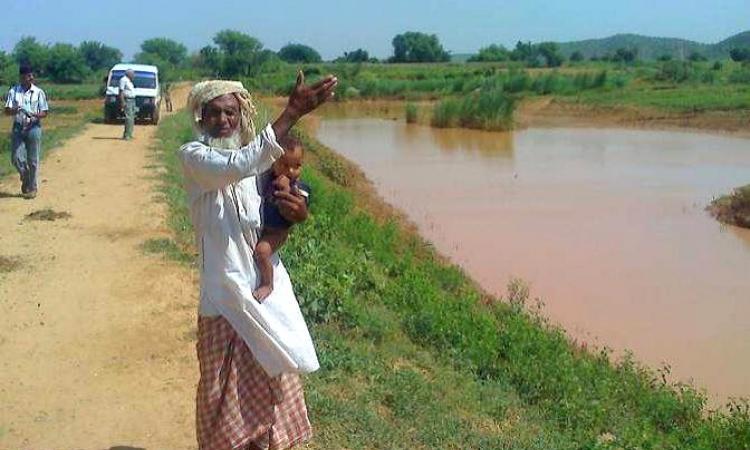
left=205, top=131, right=242, bottom=150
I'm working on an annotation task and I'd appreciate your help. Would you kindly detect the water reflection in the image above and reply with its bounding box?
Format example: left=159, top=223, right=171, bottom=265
left=424, top=124, right=515, bottom=157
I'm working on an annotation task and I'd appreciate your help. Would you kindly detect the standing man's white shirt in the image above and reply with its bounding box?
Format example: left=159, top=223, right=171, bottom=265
left=118, top=75, right=136, bottom=98
left=179, top=124, right=319, bottom=377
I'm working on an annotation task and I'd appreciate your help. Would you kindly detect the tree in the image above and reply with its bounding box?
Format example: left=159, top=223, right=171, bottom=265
left=137, top=38, right=187, bottom=66
left=135, top=52, right=174, bottom=82
left=0, top=51, right=18, bottom=85
left=390, top=32, right=449, bottom=63
left=688, top=51, right=707, bottom=62
left=213, top=30, right=264, bottom=77
left=45, top=43, right=90, bottom=83
left=538, top=42, right=563, bottom=67
left=335, top=49, right=371, bottom=63
left=79, top=41, right=122, bottom=71
left=468, top=44, right=509, bottom=62
left=13, top=36, right=48, bottom=75
left=278, top=43, right=322, bottom=63
left=510, top=41, right=534, bottom=62
left=570, top=51, right=584, bottom=62
left=197, top=45, right=222, bottom=76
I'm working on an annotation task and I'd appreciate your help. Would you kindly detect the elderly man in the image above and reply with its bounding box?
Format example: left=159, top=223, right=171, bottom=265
left=4, top=64, right=49, bottom=198
left=179, top=72, right=336, bottom=450
left=118, top=69, right=136, bottom=140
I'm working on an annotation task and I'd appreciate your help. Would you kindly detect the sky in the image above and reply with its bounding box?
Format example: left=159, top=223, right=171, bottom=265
left=1, top=0, right=748, bottom=60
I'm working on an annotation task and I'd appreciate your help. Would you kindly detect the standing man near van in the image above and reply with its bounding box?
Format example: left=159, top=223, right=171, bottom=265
left=4, top=64, right=48, bottom=198
left=119, top=69, right=136, bottom=140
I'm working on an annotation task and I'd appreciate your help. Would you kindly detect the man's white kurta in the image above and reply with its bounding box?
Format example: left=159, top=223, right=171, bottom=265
left=179, top=124, right=319, bottom=376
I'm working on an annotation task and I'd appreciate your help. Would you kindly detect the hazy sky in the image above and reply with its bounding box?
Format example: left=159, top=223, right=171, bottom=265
left=2, top=0, right=748, bottom=60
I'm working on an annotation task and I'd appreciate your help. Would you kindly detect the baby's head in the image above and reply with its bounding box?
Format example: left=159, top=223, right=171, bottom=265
left=273, top=135, right=304, bottom=182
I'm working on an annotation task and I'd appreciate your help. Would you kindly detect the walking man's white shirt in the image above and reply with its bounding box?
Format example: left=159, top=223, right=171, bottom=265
left=5, top=72, right=49, bottom=197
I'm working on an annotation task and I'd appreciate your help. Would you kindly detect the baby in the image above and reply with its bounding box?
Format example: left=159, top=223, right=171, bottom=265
left=253, top=135, right=310, bottom=301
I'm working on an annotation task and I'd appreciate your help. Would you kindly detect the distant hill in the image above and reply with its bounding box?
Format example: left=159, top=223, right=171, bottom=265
left=713, top=30, right=750, bottom=55
left=555, top=30, right=750, bottom=60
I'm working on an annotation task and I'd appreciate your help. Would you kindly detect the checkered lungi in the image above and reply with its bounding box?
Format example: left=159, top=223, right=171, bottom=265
left=196, top=316, right=312, bottom=450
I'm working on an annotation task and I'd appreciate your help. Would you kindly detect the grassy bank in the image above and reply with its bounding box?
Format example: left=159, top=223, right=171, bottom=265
left=709, top=184, right=750, bottom=228
left=153, top=109, right=750, bottom=449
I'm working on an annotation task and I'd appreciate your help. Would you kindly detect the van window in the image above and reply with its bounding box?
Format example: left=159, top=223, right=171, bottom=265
left=109, top=70, right=157, bottom=89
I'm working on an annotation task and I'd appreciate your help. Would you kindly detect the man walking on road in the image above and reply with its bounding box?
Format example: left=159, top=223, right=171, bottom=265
left=119, top=69, right=136, bottom=140
left=4, top=64, right=49, bottom=198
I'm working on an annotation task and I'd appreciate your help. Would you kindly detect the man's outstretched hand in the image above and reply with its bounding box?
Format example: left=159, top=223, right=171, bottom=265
left=272, top=71, right=337, bottom=139
left=287, top=71, right=338, bottom=119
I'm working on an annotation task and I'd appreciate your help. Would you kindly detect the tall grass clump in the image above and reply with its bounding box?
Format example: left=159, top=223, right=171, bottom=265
left=431, top=89, right=515, bottom=131
left=404, top=102, right=418, bottom=123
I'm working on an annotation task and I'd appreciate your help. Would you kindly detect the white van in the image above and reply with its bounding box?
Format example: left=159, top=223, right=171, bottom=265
left=104, top=63, right=161, bottom=124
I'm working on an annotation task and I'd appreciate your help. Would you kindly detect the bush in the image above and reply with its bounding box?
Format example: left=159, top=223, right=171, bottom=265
left=656, top=61, right=692, bottom=83
left=729, top=68, right=750, bottom=84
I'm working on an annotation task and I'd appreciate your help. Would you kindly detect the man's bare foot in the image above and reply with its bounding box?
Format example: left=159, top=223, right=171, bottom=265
left=253, top=285, right=273, bottom=302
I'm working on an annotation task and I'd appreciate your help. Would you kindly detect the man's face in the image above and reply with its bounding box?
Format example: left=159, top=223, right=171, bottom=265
left=202, top=94, right=241, bottom=138
left=20, top=72, right=34, bottom=88
left=126, top=70, right=135, bottom=81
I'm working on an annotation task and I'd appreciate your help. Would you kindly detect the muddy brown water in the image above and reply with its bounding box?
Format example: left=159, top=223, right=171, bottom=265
left=313, top=116, right=750, bottom=404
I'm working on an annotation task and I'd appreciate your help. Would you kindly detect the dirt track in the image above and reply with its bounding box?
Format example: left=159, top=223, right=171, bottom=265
left=0, top=87, right=199, bottom=449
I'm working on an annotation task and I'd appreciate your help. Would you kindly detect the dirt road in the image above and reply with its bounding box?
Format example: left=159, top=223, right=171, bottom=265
left=0, top=88, right=199, bottom=449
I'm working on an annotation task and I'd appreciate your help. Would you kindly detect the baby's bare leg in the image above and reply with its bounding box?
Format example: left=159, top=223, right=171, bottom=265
left=253, top=227, right=290, bottom=301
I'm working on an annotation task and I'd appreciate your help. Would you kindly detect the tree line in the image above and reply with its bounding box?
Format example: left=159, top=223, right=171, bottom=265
left=2, top=30, right=749, bottom=85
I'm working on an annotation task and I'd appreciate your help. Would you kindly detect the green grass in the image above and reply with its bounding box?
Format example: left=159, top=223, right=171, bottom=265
left=567, top=83, right=750, bottom=112
left=246, top=60, right=750, bottom=118
left=148, top=111, right=197, bottom=263
left=43, top=83, right=103, bottom=100
left=153, top=108, right=750, bottom=450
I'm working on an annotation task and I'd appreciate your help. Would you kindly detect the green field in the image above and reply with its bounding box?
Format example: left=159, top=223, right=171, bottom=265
left=151, top=108, right=750, bottom=450
left=241, top=60, right=750, bottom=131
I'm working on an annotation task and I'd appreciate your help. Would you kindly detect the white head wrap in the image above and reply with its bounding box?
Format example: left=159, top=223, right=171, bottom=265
left=187, top=80, right=257, bottom=146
